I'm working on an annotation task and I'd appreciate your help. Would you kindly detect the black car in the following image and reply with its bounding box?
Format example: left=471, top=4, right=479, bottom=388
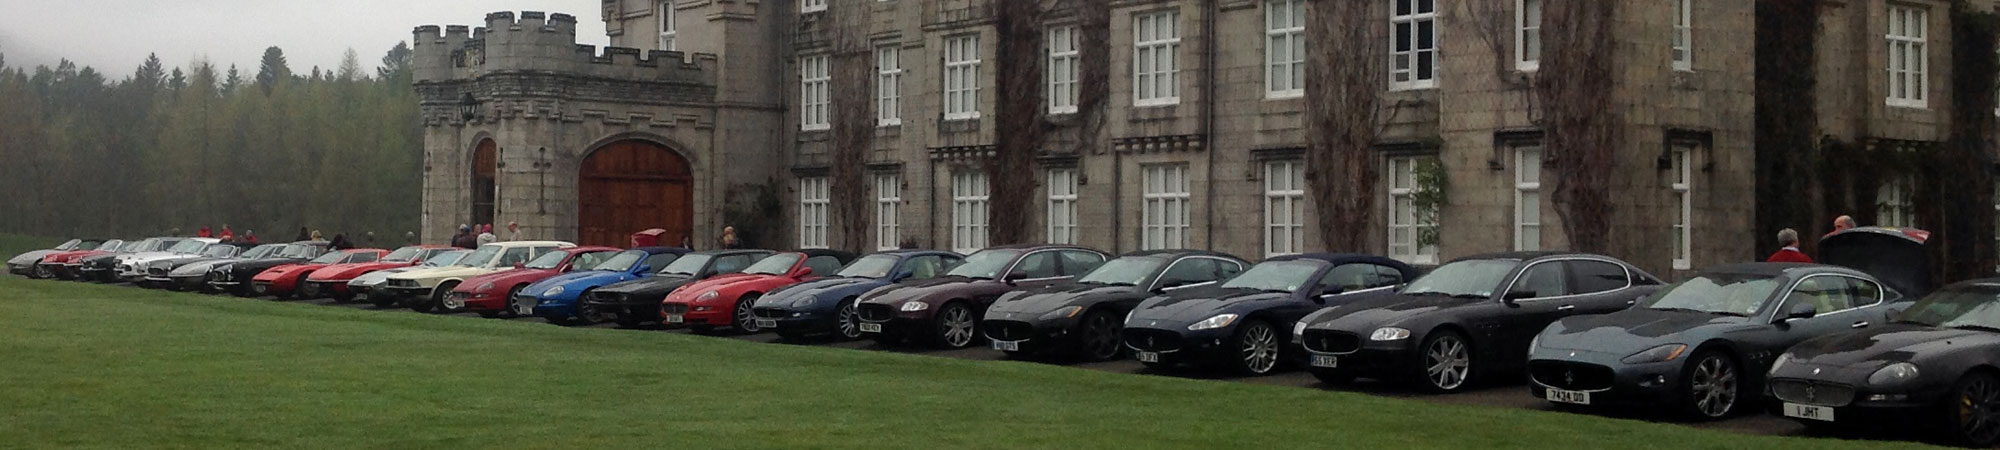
left=856, top=245, right=1110, bottom=349
left=1525, top=228, right=1928, bottom=420
left=164, top=243, right=287, bottom=292
left=207, top=241, right=329, bottom=296
left=139, top=242, right=259, bottom=289
left=1123, top=253, right=1418, bottom=375
left=983, top=250, right=1248, bottom=361
left=1296, top=252, right=1664, bottom=392
left=78, top=237, right=178, bottom=282
left=585, top=249, right=772, bottom=328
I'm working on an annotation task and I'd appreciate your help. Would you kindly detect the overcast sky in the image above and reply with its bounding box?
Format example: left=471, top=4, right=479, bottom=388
left=0, top=0, right=609, bottom=77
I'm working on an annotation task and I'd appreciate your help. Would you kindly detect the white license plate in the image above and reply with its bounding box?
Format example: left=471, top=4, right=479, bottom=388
left=354, top=293, right=368, bottom=301
left=1783, top=403, right=1835, bottom=422
left=664, top=314, right=684, bottom=324
left=755, top=319, right=778, bottom=329
left=859, top=323, right=882, bottom=333
left=1547, top=389, right=1592, bottom=405
left=1311, top=355, right=1339, bottom=368
left=992, top=341, right=1020, bottom=352
left=1137, top=352, right=1161, bottom=363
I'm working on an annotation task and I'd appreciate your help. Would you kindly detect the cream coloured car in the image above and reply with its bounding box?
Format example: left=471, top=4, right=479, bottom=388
left=381, top=241, right=574, bottom=312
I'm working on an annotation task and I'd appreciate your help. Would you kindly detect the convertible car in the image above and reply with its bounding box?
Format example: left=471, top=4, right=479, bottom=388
left=252, top=248, right=390, bottom=299
left=752, top=251, right=964, bottom=341
left=1123, top=253, right=1415, bottom=375
left=1295, top=252, right=1663, bottom=392
left=165, top=243, right=285, bottom=292
left=984, top=250, right=1248, bottom=362
left=380, top=241, right=575, bottom=313
left=37, top=239, right=125, bottom=280
left=585, top=249, right=773, bottom=327
left=115, top=237, right=213, bottom=282
left=352, top=250, right=470, bottom=307
left=8, top=238, right=105, bottom=278
left=140, top=242, right=258, bottom=289
left=659, top=249, right=855, bottom=334
left=453, top=246, right=621, bottom=318
left=1765, top=279, right=2000, bottom=446
left=528, top=247, right=690, bottom=325
left=81, top=238, right=179, bottom=282
left=304, top=245, right=458, bottom=302
left=208, top=241, right=330, bottom=296
left=857, top=245, right=1109, bottom=349
left=1526, top=228, right=1926, bottom=420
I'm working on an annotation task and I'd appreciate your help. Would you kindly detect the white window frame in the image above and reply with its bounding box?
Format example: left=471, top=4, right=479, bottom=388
left=1142, top=164, right=1192, bottom=250
left=799, top=177, right=829, bottom=249
left=1515, top=147, right=1543, bottom=251
left=801, top=0, right=826, bottom=14
left=1264, top=161, right=1306, bottom=258
left=1049, top=26, right=1080, bottom=114
left=1387, top=157, right=1439, bottom=265
left=1133, top=10, right=1182, bottom=106
left=1391, top=0, right=1439, bottom=90
left=876, top=173, right=901, bottom=251
left=1265, top=0, right=1306, bottom=98
left=658, top=1, right=676, bottom=52
left=1878, top=176, right=1915, bottom=228
left=1672, top=0, right=1693, bottom=71
left=800, top=54, right=830, bottom=131
left=877, top=46, right=902, bottom=127
left=1886, top=4, right=1928, bottom=108
left=1515, top=0, right=1540, bottom=72
left=1670, top=147, right=1693, bottom=270
left=943, top=35, right=982, bottom=121
left=952, top=171, right=990, bottom=254
left=1047, top=168, right=1079, bottom=245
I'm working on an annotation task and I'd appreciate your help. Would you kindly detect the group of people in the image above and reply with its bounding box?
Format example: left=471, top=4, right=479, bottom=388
left=194, top=225, right=257, bottom=244
left=1765, top=215, right=1859, bottom=263
left=449, top=222, right=521, bottom=249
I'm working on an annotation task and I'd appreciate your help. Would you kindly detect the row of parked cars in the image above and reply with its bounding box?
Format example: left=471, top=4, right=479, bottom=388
left=9, top=227, right=1998, bottom=446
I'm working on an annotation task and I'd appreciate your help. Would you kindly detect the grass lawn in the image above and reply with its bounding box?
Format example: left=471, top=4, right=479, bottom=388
left=0, top=278, right=1942, bottom=450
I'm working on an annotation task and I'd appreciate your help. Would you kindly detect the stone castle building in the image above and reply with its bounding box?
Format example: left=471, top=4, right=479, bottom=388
left=415, top=0, right=2000, bottom=278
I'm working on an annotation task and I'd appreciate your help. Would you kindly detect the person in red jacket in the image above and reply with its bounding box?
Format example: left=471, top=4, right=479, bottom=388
left=217, top=224, right=234, bottom=242
left=196, top=226, right=212, bottom=238
left=1766, top=228, right=1814, bottom=263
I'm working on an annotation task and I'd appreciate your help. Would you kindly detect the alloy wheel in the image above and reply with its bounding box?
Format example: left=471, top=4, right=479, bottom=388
left=510, top=291, right=534, bottom=317
left=1081, top=312, right=1120, bottom=361
left=836, top=302, right=860, bottom=339
left=1959, top=374, right=2000, bottom=445
left=1240, top=322, right=1280, bottom=374
left=735, top=297, right=760, bottom=333
left=1690, top=355, right=1738, bottom=418
left=32, top=264, right=52, bottom=279
left=1425, top=334, right=1471, bottom=391
left=940, top=305, right=975, bottom=348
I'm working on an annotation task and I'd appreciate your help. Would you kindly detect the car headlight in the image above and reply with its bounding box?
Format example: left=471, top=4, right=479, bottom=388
left=900, top=302, right=929, bottom=312
left=544, top=286, right=565, bottom=297
left=791, top=297, right=816, bottom=308
left=1188, top=314, right=1240, bottom=331
left=1768, top=354, right=1794, bottom=376
left=1529, top=333, right=1541, bottom=350
left=1039, top=306, right=1084, bottom=321
left=1620, top=344, right=1689, bottom=364
left=1868, top=363, right=1921, bottom=388
left=696, top=291, right=720, bottom=302
left=476, top=282, right=496, bottom=292
left=1370, top=327, right=1412, bottom=341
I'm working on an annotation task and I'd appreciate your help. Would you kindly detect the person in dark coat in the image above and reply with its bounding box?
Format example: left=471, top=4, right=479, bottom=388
left=295, top=227, right=311, bottom=242
left=1766, top=228, right=1814, bottom=263
left=451, top=224, right=478, bottom=249
left=329, top=234, right=354, bottom=251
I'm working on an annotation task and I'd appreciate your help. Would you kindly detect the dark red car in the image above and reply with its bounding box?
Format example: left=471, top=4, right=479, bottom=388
left=856, top=245, right=1109, bottom=348
left=453, top=246, right=622, bottom=318
left=304, top=245, right=458, bottom=302
left=658, top=250, right=856, bottom=334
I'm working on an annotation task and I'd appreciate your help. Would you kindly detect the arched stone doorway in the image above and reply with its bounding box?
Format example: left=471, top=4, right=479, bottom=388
left=471, top=139, right=498, bottom=228
left=578, top=139, right=693, bottom=248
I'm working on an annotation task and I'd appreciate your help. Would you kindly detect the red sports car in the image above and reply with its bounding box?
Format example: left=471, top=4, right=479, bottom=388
left=454, top=246, right=621, bottom=318
left=659, top=250, right=855, bottom=334
left=304, top=245, right=457, bottom=302
left=251, top=249, right=389, bottom=299
left=38, top=239, right=127, bottom=281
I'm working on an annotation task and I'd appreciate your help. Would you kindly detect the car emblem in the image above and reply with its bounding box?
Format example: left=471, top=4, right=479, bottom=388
left=1568, top=351, right=1577, bottom=358
left=1564, top=371, right=1575, bottom=385
left=1149, top=321, right=1158, bottom=327
left=1812, top=368, right=1821, bottom=375
left=1804, top=385, right=1817, bottom=402
left=1144, top=336, right=1156, bottom=348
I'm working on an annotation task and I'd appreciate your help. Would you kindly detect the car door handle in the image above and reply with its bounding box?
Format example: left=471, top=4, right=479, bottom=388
left=1626, top=300, right=1637, bottom=306
left=1557, top=305, right=1576, bottom=311
left=1852, top=321, right=1870, bottom=329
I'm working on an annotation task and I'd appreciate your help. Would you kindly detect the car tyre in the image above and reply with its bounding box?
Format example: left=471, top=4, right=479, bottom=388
left=731, top=294, right=762, bottom=334
left=499, top=286, right=528, bottom=319
left=834, top=299, right=862, bottom=341
left=1077, top=310, right=1124, bottom=362
left=1415, top=330, right=1474, bottom=393
left=293, top=274, right=315, bottom=299
left=932, top=302, right=978, bottom=349
left=30, top=264, right=51, bottom=279
left=1220, top=320, right=1283, bottom=376
left=1944, top=371, right=2000, bottom=447
left=571, top=290, right=609, bottom=325
left=1680, top=350, right=1740, bottom=421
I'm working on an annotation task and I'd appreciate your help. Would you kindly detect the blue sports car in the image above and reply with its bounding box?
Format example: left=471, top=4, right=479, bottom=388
left=751, top=250, right=964, bottom=341
left=527, top=246, right=689, bottom=326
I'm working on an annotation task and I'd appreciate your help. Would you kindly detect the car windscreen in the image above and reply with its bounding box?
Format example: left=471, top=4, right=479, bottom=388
left=55, top=239, right=82, bottom=251
left=660, top=254, right=712, bottom=276
left=524, top=250, right=570, bottom=270
left=947, top=249, right=1023, bottom=279
left=1639, top=273, right=1781, bottom=317
left=97, top=240, right=124, bottom=251
left=149, top=239, right=183, bottom=252
left=835, top=255, right=899, bottom=279
left=242, top=244, right=283, bottom=259
left=1401, top=259, right=1522, bottom=298
left=166, top=239, right=207, bottom=253
left=1221, top=260, right=1324, bottom=292
left=744, top=254, right=803, bottom=276
left=457, top=246, right=502, bottom=267
left=382, top=247, right=423, bottom=262
left=424, top=251, right=469, bottom=267
left=278, top=244, right=320, bottom=259
left=201, top=246, right=237, bottom=257
left=1077, top=257, right=1168, bottom=286
left=1897, top=284, right=2000, bottom=331
left=593, top=251, right=647, bottom=272
left=308, top=252, right=344, bottom=264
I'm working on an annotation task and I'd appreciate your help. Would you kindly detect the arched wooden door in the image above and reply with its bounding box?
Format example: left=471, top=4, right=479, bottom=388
left=471, top=139, right=497, bottom=228
left=578, top=140, right=693, bottom=248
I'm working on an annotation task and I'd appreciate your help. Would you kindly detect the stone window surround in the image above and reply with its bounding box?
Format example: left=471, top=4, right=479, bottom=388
left=1672, top=0, right=1693, bottom=72
left=1134, top=9, right=1183, bottom=107
left=1516, top=0, right=1541, bottom=72
left=1885, top=3, right=1929, bottom=109
left=877, top=46, right=903, bottom=127
left=800, top=54, right=830, bottom=131
left=943, top=34, right=983, bottom=121
left=1050, top=26, right=1081, bottom=114
left=1391, top=0, right=1440, bottom=91
left=1265, top=0, right=1306, bottom=98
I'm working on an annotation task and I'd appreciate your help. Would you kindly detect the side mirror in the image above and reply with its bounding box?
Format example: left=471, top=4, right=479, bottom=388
left=513, top=263, right=524, bottom=269
left=789, top=266, right=814, bottom=278
left=635, top=265, right=652, bottom=274
left=1785, top=303, right=1819, bottom=322
left=1004, top=272, right=1029, bottom=284
left=1503, top=289, right=1536, bottom=303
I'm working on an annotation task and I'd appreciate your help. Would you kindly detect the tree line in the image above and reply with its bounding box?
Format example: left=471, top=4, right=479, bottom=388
left=0, top=44, right=426, bottom=246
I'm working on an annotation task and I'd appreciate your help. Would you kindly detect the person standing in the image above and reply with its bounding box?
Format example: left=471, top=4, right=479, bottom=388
left=718, top=226, right=740, bottom=249
left=218, top=225, right=234, bottom=242
left=244, top=231, right=258, bottom=244
left=1767, top=229, right=1814, bottom=263
left=1831, top=215, right=1856, bottom=234
left=451, top=224, right=477, bottom=249
left=506, top=221, right=522, bottom=242
left=295, top=227, right=311, bottom=242
left=197, top=226, right=212, bottom=238
left=476, top=225, right=497, bottom=246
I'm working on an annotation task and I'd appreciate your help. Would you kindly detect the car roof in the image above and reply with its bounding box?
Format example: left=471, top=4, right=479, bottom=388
left=1450, top=251, right=1585, bottom=262
left=1117, top=249, right=1245, bottom=261
left=979, top=244, right=1104, bottom=253
left=1696, top=262, right=1839, bottom=277
left=559, top=246, right=622, bottom=254
left=630, top=246, right=691, bottom=255
left=689, top=249, right=775, bottom=256
left=487, top=241, right=576, bottom=248
left=794, top=249, right=859, bottom=260
left=1268, top=253, right=1417, bottom=269
left=867, top=249, right=964, bottom=258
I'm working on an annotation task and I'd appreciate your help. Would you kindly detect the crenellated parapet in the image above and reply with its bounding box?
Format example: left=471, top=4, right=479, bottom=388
left=412, top=11, right=716, bottom=91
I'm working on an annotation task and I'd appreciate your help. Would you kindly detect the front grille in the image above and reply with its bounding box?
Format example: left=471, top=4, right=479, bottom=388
left=589, top=291, right=624, bottom=304
left=661, top=303, right=689, bottom=315
left=1770, top=378, right=1857, bottom=407
left=1301, top=330, right=1362, bottom=354
left=984, top=320, right=1035, bottom=342
left=1123, top=329, right=1184, bottom=353
left=147, top=267, right=169, bottom=277
left=857, top=303, right=895, bottom=322
left=753, top=307, right=790, bottom=319
left=1528, top=360, right=1618, bottom=391
left=385, top=279, right=418, bottom=288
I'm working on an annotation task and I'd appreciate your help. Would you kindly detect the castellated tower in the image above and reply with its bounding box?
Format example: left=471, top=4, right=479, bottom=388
left=411, top=10, right=782, bottom=248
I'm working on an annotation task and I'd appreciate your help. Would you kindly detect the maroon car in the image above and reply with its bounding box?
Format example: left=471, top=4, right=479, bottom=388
left=855, top=245, right=1108, bottom=349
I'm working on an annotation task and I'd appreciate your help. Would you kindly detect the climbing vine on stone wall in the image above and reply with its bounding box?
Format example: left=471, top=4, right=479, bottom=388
left=1937, top=6, right=1997, bottom=282
left=1305, top=0, right=1386, bottom=252
left=1411, top=158, right=1449, bottom=250
left=1753, top=0, right=1822, bottom=256
left=989, top=0, right=1051, bottom=247
left=1533, top=0, right=1620, bottom=253
left=827, top=3, right=875, bottom=253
